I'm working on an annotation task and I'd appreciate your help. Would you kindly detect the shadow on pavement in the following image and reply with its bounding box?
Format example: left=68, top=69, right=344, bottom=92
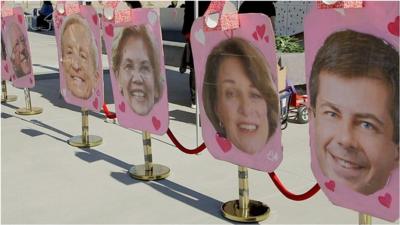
left=148, top=179, right=229, bottom=223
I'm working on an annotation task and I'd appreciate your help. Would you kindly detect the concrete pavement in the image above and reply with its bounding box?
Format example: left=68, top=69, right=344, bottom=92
left=1, top=27, right=395, bottom=224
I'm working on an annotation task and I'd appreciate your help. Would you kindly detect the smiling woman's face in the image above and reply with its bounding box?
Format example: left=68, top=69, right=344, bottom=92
left=116, top=36, right=156, bottom=116
left=215, top=57, right=269, bottom=155
left=62, top=22, right=97, bottom=100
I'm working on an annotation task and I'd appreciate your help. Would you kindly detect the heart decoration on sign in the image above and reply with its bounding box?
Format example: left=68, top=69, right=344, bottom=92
left=148, top=10, right=157, bottom=25
left=388, top=16, right=399, bottom=36
left=215, top=133, right=232, bottom=153
left=105, top=24, right=113, bottom=37
left=195, top=29, right=206, bottom=45
left=252, top=24, right=269, bottom=43
left=266, top=151, right=279, bottom=162
left=378, top=193, right=392, bottom=208
left=325, top=180, right=335, bottom=192
left=92, top=14, right=98, bottom=25
left=92, top=97, right=99, bottom=109
left=152, top=116, right=161, bottom=130
left=118, top=101, right=125, bottom=112
left=17, top=14, right=23, bottom=24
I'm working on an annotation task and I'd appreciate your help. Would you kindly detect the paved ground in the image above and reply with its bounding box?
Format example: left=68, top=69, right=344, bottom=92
left=1, top=20, right=396, bottom=225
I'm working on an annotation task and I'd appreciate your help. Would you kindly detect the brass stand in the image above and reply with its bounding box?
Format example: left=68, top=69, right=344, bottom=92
left=222, top=166, right=270, bottom=223
left=359, top=213, right=372, bottom=225
left=15, top=88, right=42, bottom=115
left=68, top=108, right=103, bottom=147
left=1, top=80, right=17, bottom=103
left=129, top=131, right=170, bottom=181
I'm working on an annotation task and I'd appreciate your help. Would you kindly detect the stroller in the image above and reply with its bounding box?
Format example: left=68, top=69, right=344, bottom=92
left=279, top=83, right=309, bottom=130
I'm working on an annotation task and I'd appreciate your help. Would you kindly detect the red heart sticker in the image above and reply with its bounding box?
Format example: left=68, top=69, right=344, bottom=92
left=324, top=180, right=335, bottom=192
left=252, top=31, right=258, bottom=41
left=92, top=97, right=99, bottom=109
left=378, top=193, right=392, bottom=208
left=152, top=116, right=161, bottom=130
left=18, top=14, right=23, bottom=24
left=4, top=63, right=9, bottom=73
left=388, top=16, right=399, bottom=37
left=92, top=14, right=98, bottom=25
left=264, top=36, right=269, bottom=43
left=118, top=101, right=125, bottom=112
left=256, top=24, right=266, bottom=39
left=105, top=24, right=113, bottom=37
left=215, top=133, right=232, bottom=153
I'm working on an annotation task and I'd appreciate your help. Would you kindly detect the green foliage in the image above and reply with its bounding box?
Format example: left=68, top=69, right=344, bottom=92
left=275, top=36, right=304, bottom=53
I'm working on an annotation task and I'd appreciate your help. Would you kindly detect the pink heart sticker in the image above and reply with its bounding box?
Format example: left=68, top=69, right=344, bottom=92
left=105, top=24, right=113, bottom=37
left=92, top=97, right=99, bottom=109
left=4, top=63, right=8, bottom=73
left=324, top=180, right=335, bottom=192
left=388, top=16, right=399, bottom=36
left=264, top=36, right=269, bottom=43
left=18, top=14, right=23, bottom=24
left=92, top=14, right=98, bottom=25
left=215, top=133, right=232, bottom=153
left=378, top=193, right=392, bottom=208
left=256, top=24, right=266, bottom=39
left=118, top=102, right=125, bottom=112
left=252, top=31, right=258, bottom=41
left=152, top=116, right=161, bottom=130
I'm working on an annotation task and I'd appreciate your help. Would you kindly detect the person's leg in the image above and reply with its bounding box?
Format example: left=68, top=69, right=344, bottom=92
left=36, top=15, right=45, bottom=28
left=189, top=68, right=196, bottom=107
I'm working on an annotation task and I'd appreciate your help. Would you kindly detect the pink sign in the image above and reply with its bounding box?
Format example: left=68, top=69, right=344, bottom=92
left=53, top=5, right=104, bottom=112
left=305, top=1, right=399, bottom=221
left=191, top=14, right=282, bottom=172
left=102, top=8, right=169, bottom=135
left=2, top=7, right=35, bottom=88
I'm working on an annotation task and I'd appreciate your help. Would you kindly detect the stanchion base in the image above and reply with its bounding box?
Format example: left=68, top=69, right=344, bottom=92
left=221, top=200, right=270, bottom=223
left=1, top=95, right=17, bottom=103
left=68, top=135, right=103, bottom=147
left=15, top=107, right=43, bottom=115
left=129, top=164, right=170, bottom=181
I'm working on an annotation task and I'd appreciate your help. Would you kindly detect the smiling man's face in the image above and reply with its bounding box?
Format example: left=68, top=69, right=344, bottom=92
left=62, top=22, right=98, bottom=100
left=315, top=72, right=399, bottom=195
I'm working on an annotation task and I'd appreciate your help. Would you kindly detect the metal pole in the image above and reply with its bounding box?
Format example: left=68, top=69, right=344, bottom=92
left=359, top=213, right=372, bottom=225
left=82, top=108, right=89, bottom=144
left=24, top=88, right=32, bottom=110
left=2, top=80, right=7, bottom=100
left=142, top=131, right=153, bottom=171
left=238, top=166, right=249, bottom=217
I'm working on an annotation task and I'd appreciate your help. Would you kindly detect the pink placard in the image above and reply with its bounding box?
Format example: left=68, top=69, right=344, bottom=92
left=2, top=7, right=35, bottom=88
left=53, top=5, right=104, bottom=112
left=103, top=8, right=169, bottom=135
left=1, top=21, right=11, bottom=81
left=305, top=2, right=399, bottom=221
left=191, top=14, right=282, bottom=172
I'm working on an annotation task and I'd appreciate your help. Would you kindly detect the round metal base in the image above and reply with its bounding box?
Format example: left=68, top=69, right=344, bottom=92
left=129, top=164, right=170, bottom=181
left=221, top=200, right=270, bottom=223
left=15, top=107, right=43, bottom=115
left=1, top=95, right=17, bottom=103
left=68, top=135, right=103, bottom=148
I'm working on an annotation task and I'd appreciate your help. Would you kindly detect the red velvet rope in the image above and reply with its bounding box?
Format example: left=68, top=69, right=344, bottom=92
left=167, top=128, right=206, bottom=154
left=102, top=104, right=117, bottom=119
left=268, top=172, right=320, bottom=201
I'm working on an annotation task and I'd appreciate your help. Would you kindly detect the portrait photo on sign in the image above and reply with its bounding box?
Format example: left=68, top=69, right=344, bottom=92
left=54, top=5, right=104, bottom=112
left=191, top=13, right=282, bottom=172
left=102, top=8, right=169, bottom=134
left=112, top=25, right=163, bottom=117
left=3, top=7, right=34, bottom=88
left=305, top=1, right=399, bottom=221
